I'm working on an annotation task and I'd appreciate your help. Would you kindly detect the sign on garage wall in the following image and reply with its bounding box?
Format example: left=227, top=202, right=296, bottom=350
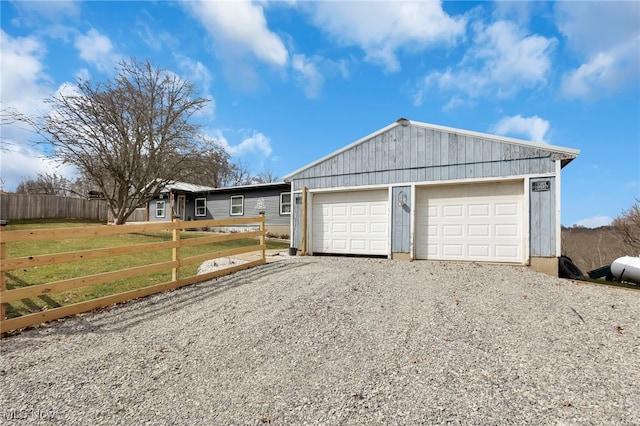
left=532, top=180, right=550, bottom=192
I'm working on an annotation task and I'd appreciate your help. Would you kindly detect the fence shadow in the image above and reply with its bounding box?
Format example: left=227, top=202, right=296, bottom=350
left=1, top=260, right=313, bottom=346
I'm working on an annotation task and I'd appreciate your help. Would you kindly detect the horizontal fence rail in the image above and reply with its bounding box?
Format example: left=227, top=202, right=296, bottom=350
left=0, top=216, right=266, bottom=334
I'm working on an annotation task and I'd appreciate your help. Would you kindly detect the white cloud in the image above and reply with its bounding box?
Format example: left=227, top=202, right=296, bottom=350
left=74, top=29, right=120, bottom=73
left=560, top=39, right=640, bottom=100
left=493, top=1, right=536, bottom=25
left=176, top=56, right=216, bottom=118
left=306, top=1, right=466, bottom=72
left=11, top=0, right=79, bottom=23
left=210, top=129, right=273, bottom=166
left=0, top=142, right=76, bottom=192
left=181, top=0, right=288, bottom=67
left=492, top=115, right=550, bottom=143
left=289, top=53, right=351, bottom=99
left=556, top=2, right=640, bottom=100
left=442, top=96, right=468, bottom=112
left=0, top=31, right=64, bottom=191
left=74, top=68, right=91, bottom=82
left=136, top=19, right=178, bottom=51
left=0, top=30, right=51, bottom=114
left=574, top=215, right=613, bottom=228
left=422, top=20, right=555, bottom=101
left=412, top=89, right=424, bottom=107
left=292, top=54, right=324, bottom=99
left=176, top=56, right=213, bottom=91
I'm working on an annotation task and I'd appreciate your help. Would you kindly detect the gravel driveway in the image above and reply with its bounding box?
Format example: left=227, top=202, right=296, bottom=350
left=1, top=256, right=639, bottom=425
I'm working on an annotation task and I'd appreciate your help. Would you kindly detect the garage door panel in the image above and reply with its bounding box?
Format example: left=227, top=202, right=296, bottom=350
left=332, top=205, right=348, bottom=217
left=351, top=222, right=367, bottom=233
left=443, top=205, right=463, bottom=217
left=371, top=222, right=387, bottom=234
left=312, top=190, right=389, bottom=256
left=469, top=204, right=490, bottom=216
left=444, top=225, right=463, bottom=237
left=443, top=245, right=463, bottom=257
left=351, top=205, right=367, bottom=216
left=469, top=245, right=490, bottom=257
left=370, top=239, right=388, bottom=251
left=333, top=239, right=347, bottom=250
left=416, top=181, right=523, bottom=263
left=370, top=204, right=387, bottom=216
left=351, top=239, right=367, bottom=250
left=496, top=203, right=518, bottom=216
left=469, top=224, right=490, bottom=237
left=332, top=223, right=347, bottom=233
left=496, top=224, right=518, bottom=237
left=496, top=245, right=519, bottom=259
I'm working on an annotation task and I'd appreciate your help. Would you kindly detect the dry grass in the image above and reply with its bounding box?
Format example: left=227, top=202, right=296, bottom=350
left=561, top=226, right=637, bottom=274
left=2, top=220, right=289, bottom=319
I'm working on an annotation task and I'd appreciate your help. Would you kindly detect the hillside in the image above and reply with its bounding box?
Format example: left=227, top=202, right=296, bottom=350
left=561, top=226, right=637, bottom=275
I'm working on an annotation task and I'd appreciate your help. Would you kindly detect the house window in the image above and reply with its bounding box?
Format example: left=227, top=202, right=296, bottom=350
left=156, top=200, right=166, bottom=218
left=195, top=198, right=207, bottom=217
left=280, top=192, right=291, bottom=215
left=230, top=195, right=244, bottom=216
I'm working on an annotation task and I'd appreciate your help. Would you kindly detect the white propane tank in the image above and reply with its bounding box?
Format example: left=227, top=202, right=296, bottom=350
left=611, top=256, right=640, bottom=284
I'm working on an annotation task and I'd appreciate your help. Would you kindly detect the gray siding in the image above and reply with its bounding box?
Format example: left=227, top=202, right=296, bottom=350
left=529, top=177, right=556, bottom=257
left=391, top=186, right=411, bottom=253
left=290, top=125, right=558, bottom=192
left=206, top=187, right=290, bottom=226
left=148, top=185, right=291, bottom=227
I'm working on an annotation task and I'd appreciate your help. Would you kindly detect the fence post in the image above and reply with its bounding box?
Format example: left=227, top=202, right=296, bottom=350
left=301, top=186, right=307, bottom=255
left=259, top=213, right=266, bottom=262
left=0, top=221, right=6, bottom=322
left=172, top=219, right=180, bottom=282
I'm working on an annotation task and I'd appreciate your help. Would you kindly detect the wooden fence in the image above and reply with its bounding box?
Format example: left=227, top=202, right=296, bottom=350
left=0, top=194, right=109, bottom=222
left=0, top=216, right=266, bottom=334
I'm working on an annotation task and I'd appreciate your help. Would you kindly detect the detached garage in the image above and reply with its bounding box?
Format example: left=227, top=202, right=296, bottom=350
left=284, top=118, right=579, bottom=275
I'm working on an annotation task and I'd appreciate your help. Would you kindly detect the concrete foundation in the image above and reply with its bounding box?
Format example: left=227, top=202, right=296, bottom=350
left=391, top=252, right=412, bottom=261
left=529, top=257, right=559, bottom=277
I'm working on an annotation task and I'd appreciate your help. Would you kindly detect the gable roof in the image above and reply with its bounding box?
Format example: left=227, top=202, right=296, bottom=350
left=284, top=118, right=580, bottom=180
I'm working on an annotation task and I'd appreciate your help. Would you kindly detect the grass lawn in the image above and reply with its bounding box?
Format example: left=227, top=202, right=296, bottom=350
left=3, top=220, right=289, bottom=319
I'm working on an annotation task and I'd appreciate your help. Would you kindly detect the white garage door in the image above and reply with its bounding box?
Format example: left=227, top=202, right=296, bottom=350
left=312, top=190, right=389, bottom=255
left=415, top=181, right=524, bottom=262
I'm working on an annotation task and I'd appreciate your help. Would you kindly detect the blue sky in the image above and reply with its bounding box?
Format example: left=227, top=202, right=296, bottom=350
left=1, top=1, right=638, bottom=227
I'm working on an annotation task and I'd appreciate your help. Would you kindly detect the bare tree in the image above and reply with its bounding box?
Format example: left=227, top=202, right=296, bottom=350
left=16, top=58, right=219, bottom=224
left=15, top=172, right=72, bottom=196
left=612, top=199, right=640, bottom=250
left=220, top=162, right=280, bottom=187
left=174, top=140, right=238, bottom=188
left=250, top=169, right=280, bottom=184
left=227, top=159, right=254, bottom=186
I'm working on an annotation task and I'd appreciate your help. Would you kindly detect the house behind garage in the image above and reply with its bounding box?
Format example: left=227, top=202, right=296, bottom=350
left=147, top=181, right=291, bottom=236
left=283, top=118, right=579, bottom=275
